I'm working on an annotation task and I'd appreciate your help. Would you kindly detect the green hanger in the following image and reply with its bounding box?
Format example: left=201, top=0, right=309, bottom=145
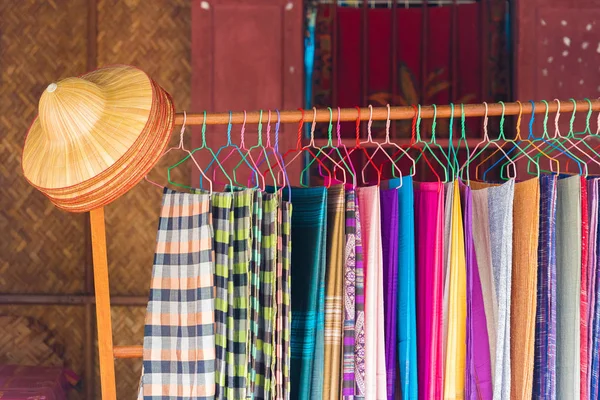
left=552, top=98, right=600, bottom=173
left=456, top=104, right=471, bottom=182
left=525, top=99, right=585, bottom=177
left=413, top=104, right=449, bottom=183
left=301, top=107, right=354, bottom=186
left=460, top=102, right=516, bottom=183
left=234, top=110, right=278, bottom=189
left=445, top=103, right=461, bottom=180
left=168, top=110, right=231, bottom=191
left=475, top=101, right=540, bottom=181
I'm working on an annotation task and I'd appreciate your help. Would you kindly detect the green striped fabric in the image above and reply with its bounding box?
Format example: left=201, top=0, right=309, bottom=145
left=210, top=192, right=234, bottom=400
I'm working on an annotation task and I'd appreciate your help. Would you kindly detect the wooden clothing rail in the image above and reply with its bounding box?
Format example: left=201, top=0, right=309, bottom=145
left=173, top=99, right=600, bottom=125
left=91, top=99, right=600, bottom=399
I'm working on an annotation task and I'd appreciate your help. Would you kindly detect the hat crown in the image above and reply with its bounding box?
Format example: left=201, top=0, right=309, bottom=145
left=39, top=77, right=107, bottom=143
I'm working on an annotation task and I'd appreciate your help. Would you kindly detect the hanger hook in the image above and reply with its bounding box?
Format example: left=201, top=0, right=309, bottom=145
left=416, top=104, right=423, bottom=143
left=327, top=106, right=334, bottom=146
left=226, top=111, right=233, bottom=145
left=596, top=97, right=600, bottom=136
left=498, top=101, right=506, bottom=139
left=529, top=100, right=536, bottom=139
left=554, top=99, right=561, bottom=139
left=337, top=106, right=342, bottom=146
left=584, top=98, right=593, bottom=135
left=201, top=110, right=207, bottom=147
left=310, top=106, right=317, bottom=146
left=241, top=110, right=247, bottom=148
left=569, top=98, right=577, bottom=137
left=483, top=102, right=489, bottom=140
left=275, top=109, right=281, bottom=151
left=266, top=109, right=272, bottom=148
left=515, top=100, right=523, bottom=139
left=540, top=100, right=549, bottom=139
left=355, top=106, right=361, bottom=146
left=367, top=104, right=374, bottom=142
left=385, top=104, right=391, bottom=143
left=179, top=110, right=187, bottom=148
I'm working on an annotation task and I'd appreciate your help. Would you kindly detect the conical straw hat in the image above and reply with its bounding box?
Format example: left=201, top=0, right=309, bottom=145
left=22, top=65, right=175, bottom=212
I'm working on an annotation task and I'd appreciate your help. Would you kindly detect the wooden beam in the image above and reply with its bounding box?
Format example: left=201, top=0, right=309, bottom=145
left=0, top=294, right=147, bottom=306
left=90, top=208, right=116, bottom=400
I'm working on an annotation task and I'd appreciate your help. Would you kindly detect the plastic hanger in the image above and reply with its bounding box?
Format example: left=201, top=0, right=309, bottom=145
left=525, top=99, right=587, bottom=176
left=386, top=104, right=444, bottom=188
left=281, top=108, right=332, bottom=188
left=576, top=97, right=600, bottom=170
left=412, top=104, right=450, bottom=183
left=233, top=110, right=277, bottom=190
left=491, top=100, right=565, bottom=179
left=314, top=107, right=356, bottom=186
left=150, top=111, right=212, bottom=193
left=338, top=106, right=382, bottom=185
left=478, top=101, right=545, bottom=181
left=445, top=103, right=460, bottom=179
left=233, top=111, right=265, bottom=189
left=460, top=102, right=516, bottom=183
left=211, top=111, right=260, bottom=190
left=300, top=107, right=349, bottom=186
left=317, top=107, right=357, bottom=187
left=360, top=105, right=402, bottom=183
left=561, top=98, right=600, bottom=174
left=253, top=110, right=288, bottom=190
left=168, top=111, right=227, bottom=192
left=375, top=104, right=416, bottom=180
left=456, top=104, right=471, bottom=182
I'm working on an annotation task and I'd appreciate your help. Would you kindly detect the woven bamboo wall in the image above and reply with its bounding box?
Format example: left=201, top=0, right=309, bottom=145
left=0, top=0, right=191, bottom=398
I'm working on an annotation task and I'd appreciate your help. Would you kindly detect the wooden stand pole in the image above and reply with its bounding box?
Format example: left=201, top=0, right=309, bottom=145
left=90, top=208, right=117, bottom=399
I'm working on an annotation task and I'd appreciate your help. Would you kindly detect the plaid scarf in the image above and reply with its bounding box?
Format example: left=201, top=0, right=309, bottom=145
left=275, top=201, right=292, bottom=400
left=138, top=188, right=216, bottom=400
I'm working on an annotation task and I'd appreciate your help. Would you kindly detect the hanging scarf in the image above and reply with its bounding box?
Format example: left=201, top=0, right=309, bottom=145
left=471, top=180, right=515, bottom=400
left=471, top=185, right=497, bottom=383
left=533, top=175, right=558, bottom=400
left=386, top=176, right=419, bottom=400
left=324, top=186, right=346, bottom=399
left=510, top=178, right=540, bottom=400
left=442, top=182, right=454, bottom=365
left=380, top=187, right=399, bottom=399
left=138, top=188, right=216, bottom=400
left=211, top=192, right=235, bottom=400
left=247, top=191, right=263, bottom=397
left=587, top=178, right=599, bottom=396
left=285, top=187, right=328, bottom=400
left=275, top=199, right=293, bottom=400
left=342, top=189, right=357, bottom=398
left=590, top=179, right=600, bottom=398
left=414, top=181, right=444, bottom=400
left=556, top=175, right=582, bottom=399
left=460, top=180, right=492, bottom=400
left=354, top=193, right=366, bottom=398
left=357, top=186, right=387, bottom=400
left=580, top=176, right=590, bottom=400
left=251, top=193, right=279, bottom=400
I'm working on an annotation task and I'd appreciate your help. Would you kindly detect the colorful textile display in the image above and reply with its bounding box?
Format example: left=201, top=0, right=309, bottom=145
left=139, top=174, right=600, bottom=400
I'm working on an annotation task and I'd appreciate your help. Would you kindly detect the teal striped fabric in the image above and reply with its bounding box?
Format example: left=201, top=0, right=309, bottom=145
left=284, top=187, right=328, bottom=400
